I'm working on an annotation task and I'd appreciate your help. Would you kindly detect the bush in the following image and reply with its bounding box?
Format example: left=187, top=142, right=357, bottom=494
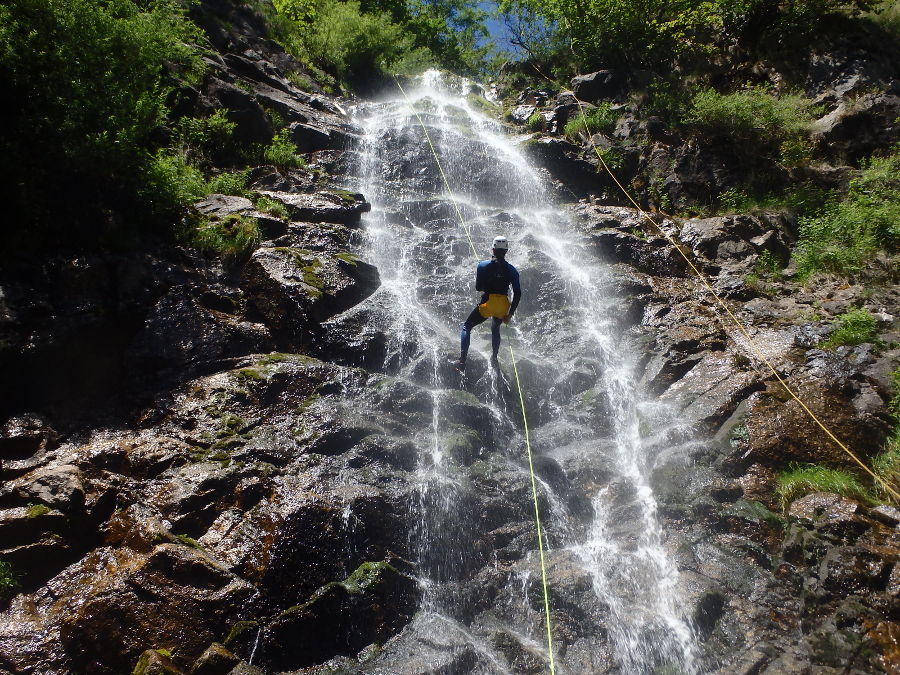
left=0, top=560, right=19, bottom=600
left=818, top=308, right=879, bottom=349
left=172, top=109, right=238, bottom=169
left=526, top=111, right=544, bottom=132
left=563, top=103, right=618, bottom=140
left=207, top=170, right=250, bottom=197
left=304, top=0, right=435, bottom=89
left=254, top=195, right=290, bottom=220
left=192, top=214, right=261, bottom=265
left=0, top=0, right=204, bottom=247
left=794, top=149, right=900, bottom=279
left=142, top=151, right=208, bottom=214
left=687, top=86, right=819, bottom=163
left=776, top=464, right=874, bottom=509
left=263, top=130, right=306, bottom=169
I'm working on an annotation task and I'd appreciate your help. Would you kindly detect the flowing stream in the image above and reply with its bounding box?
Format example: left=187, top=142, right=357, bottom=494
left=350, top=71, right=699, bottom=674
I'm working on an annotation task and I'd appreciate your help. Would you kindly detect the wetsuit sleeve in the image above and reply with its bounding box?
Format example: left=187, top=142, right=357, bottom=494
left=509, top=265, right=521, bottom=315
left=475, top=261, right=487, bottom=292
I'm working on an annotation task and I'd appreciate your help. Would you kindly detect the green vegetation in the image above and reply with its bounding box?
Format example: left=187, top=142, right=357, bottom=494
left=793, top=148, right=900, bottom=279
left=776, top=463, right=874, bottom=509
left=0, top=560, right=19, bottom=600
left=192, top=214, right=261, bottom=265
left=0, top=0, right=205, bottom=248
left=207, top=170, right=251, bottom=198
left=872, top=432, right=900, bottom=502
left=563, top=104, right=618, bottom=140
left=498, top=0, right=875, bottom=76
left=526, top=111, right=544, bottom=132
left=254, top=195, right=291, bottom=220
left=687, top=87, right=819, bottom=164
left=818, top=308, right=879, bottom=349
left=266, top=0, right=493, bottom=91
left=264, top=130, right=307, bottom=169
left=25, top=504, right=51, bottom=518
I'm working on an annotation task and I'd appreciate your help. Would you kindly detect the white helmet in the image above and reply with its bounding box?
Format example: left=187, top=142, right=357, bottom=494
left=492, top=236, right=509, bottom=250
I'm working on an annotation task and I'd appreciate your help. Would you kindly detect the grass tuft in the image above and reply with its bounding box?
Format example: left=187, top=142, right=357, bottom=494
left=776, top=464, right=874, bottom=510
left=818, top=308, right=879, bottom=349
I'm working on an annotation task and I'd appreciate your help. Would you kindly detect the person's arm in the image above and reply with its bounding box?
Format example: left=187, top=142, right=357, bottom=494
left=475, top=261, right=486, bottom=292
left=508, top=266, right=521, bottom=316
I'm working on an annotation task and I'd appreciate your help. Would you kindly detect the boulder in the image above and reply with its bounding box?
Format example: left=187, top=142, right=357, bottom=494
left=241, top=245, right=379, bottom=342
left=254, top=190, right=370, bottom=225
left=812, top=92, right=900, bottom=162
left=571, top=70, right=624, bottom=103
left=127, top=286, right=272, bottom=385
left=262, top=560, right=420, bottom=670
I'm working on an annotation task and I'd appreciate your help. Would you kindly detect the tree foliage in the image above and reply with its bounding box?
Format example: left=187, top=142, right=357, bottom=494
left=268, top=0, right=493, bottom=90
left=0, top=0, right=204, bottom=247
left=497, top=0, right=879, bottom=74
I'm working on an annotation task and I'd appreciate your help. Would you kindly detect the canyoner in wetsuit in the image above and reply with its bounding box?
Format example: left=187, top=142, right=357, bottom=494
left=453, top=236, right=521, bottom=372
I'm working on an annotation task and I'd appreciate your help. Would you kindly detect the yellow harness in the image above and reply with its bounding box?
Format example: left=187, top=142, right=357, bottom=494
left=478, top=293, right=510, bottom=319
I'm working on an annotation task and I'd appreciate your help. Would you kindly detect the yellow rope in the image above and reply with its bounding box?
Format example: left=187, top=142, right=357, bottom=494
left=394, top=76, right=557, bottom=673
left=393, top=78, right=478, bottom=260
left=569, top=101, right=900, bottom=501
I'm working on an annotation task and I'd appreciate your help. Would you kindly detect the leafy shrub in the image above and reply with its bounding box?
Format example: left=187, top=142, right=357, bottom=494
left=263, top=130, right=306, bottom=169
left=304, top=0, right=434, bottom=88
left=687, top=87, right=819, bottom=163
left=794, top=149, right=900, bottom=279
left=818, top=308, right=879, bottom=349
left=142, top=151, right=208, bottom=212
left=207, top=170, right=250, bottom=197
left=0, top=560, right=19, bottom=600
left=776, top=464, right=874, bottom=509
left=173, top=109, right=238, bottom=169
left=526, top=111, right=544, bottom=132
left=192, top=214, right=261, bottom=265
left=254, top=195, right=290, bottom=220
left=0, top=0, right=204, bottom=247
left=563, top=103, right=618, bottom=140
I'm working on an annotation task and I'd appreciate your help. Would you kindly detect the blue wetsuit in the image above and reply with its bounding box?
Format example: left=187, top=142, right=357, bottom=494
left=460, top=257, right=521, bottom=362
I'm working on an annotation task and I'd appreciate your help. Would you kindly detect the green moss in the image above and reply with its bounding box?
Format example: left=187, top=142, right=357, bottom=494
left=259, top=352, right=290, bottom=364
left=721, top=499, right=786, bottom=528
left=233, top=368, right=264, bottom=384
left=341, top=561, right=396, bottom=594
left=335, top=251, right=359, bottom=266
left=174, top=534, right=203, bottom=550
left=224, top=620, right=260, bottom=647
left=297, top=393, right=321, bottom=412
left=132, top=649, right=180, bottom=675
left=467, top=92, right=500, bottom=116
left=25, top=503, right=50, bottom=518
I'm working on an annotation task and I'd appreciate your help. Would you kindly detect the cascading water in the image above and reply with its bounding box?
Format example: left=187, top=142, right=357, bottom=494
left=350, top=70, right=699, bottom=673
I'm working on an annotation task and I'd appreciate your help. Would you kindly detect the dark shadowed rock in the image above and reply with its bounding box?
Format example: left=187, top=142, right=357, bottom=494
left=571, top=71, right=624, bottom=103
left=262, top=559, right=419, bottom=670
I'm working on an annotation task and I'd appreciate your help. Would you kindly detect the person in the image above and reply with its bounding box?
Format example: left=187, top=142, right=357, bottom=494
left=453, top=235, right=521, bottom=372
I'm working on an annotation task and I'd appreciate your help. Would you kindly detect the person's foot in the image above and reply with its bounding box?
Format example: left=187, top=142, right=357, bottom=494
left=490, top=353, right=499, bottom=368
left=450, top=358, right=466, bottom=373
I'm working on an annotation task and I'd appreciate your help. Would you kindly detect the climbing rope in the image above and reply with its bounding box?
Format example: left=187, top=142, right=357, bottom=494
left=563, top=89, right=900, bottom=502
left=393, top=76, right=557, bottom=673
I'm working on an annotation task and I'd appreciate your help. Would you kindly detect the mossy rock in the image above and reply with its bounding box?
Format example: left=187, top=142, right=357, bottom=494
left=132, top=649, right=181, bottom=675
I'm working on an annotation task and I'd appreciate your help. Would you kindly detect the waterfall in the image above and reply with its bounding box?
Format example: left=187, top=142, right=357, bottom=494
left=351, top=70, right=698, bottom=674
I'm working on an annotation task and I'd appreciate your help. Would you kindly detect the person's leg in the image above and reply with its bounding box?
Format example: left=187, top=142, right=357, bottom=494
left=490, top=317, right=502, bottom=358
left=459, top=307, right=486, bottom=365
